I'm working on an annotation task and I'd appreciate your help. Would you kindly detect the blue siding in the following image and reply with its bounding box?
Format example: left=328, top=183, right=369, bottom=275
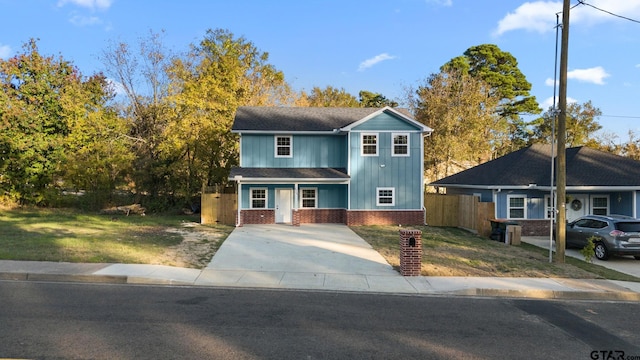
left=241, top=134, right=346, bottom=168
left=349, top=131, right=423, bottom=210
left=352, top=112, right=421, bottom=131
left=240, top=184, right=347, bottom=209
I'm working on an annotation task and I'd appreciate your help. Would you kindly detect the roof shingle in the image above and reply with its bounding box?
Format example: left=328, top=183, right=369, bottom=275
left=431, top=144, right=640, bottom=187
left=232, top=106, right=414, bottom=132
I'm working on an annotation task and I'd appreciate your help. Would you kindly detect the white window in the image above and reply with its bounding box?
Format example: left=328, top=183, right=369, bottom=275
left=544, top=195, right=555, bottom=220
left=392, top=133, right=409, bottom=156
left=361, top=133, right=378, bottom=156
left=300, top=188, right=317, bottom=208
left=250, top=188, right=267, bottom=209
left=591, top=196, right=609, bottom=216
left=507, top=195, right=526, bottom=219
left=376, top=187, right=395, bottom=206
left=275, top=136, right=292, bottom=158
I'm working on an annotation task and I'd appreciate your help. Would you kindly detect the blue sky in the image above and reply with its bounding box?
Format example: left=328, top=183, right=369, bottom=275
left=2, top=0, right=640, bottom=140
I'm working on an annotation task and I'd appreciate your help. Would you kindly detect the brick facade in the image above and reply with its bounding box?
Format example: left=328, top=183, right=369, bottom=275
left=399, top=229, right=422, bottom=276
left=239, top=209, right=275, bottom=226
left=239, top=209, right=425, bottom=226
left=298, top=209, right=346, bottom=224
left=346, top=210, right=425, bottom=226
left=514, top=219, right=551, bottom=236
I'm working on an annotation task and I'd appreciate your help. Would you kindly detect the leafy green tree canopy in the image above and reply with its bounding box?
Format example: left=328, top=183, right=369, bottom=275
left=528, top=100, right=602, bottom=147
left=0, top=39, right=113, bottom=204
left=443, top=44, right=541, bottom=119
left=359, top=90, right=398, bottom=107
left=302, top=86, right=360, bottom=107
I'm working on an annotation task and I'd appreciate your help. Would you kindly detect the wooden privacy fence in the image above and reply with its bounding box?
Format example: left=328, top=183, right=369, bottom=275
left=424, top=194, right=495, bottom=237
left=201, top=190, right=237, bottom=226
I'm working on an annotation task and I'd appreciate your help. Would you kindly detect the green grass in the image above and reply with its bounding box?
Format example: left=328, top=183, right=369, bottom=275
left=351, top=225, right=640, bottom=282
left=0, top=208, right=233, bottom=265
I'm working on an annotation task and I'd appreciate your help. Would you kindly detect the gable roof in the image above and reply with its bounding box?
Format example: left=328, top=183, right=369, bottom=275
left=232, top=106, right=431, bottom=133
left=431, top=144, right=640, bottom=189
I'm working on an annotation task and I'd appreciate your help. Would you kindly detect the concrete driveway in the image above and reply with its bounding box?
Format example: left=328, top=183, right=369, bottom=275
left=195, top=224, right=407, bottom=291
left=206, top=224, right=396, bottom=274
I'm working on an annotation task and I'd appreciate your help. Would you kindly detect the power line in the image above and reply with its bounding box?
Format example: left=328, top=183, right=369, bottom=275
left=577, top=0, right=640, bottom=24
left=600, top=114, right=640, bottom=119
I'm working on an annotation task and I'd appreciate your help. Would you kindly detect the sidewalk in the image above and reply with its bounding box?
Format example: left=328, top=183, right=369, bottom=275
left=1, top=259, right=639, bottom=301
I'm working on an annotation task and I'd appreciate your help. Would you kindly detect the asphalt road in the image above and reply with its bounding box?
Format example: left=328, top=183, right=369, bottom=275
left=1, top=281, right=639, bottom=360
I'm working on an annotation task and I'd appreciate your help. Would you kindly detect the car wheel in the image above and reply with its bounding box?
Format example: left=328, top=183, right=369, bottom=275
left=594, top=242, right=609, bottom=261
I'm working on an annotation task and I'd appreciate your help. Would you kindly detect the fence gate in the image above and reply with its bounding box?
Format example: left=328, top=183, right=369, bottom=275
left=201, top=186, right=236, bottom=225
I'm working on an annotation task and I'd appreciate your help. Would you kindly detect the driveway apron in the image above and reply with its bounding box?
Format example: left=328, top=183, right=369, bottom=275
left=205, top=224, right=397, bottom=275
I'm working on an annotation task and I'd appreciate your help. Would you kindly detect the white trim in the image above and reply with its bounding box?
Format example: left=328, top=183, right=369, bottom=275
left=228, top=178, right=349, bottom=184
left=391, top=132, right=410, bottom=157
left=339, top=106, right=433, bottom=133
left=238, top=135, right=243, bottom=167
left=236, top=181, right=242, bottom=226
left=507, top=194, right=527, bottom=219
left=361, top=132, right=379, bottom=156
left=299, top=187, right=318, bottom=209
left=249, top=187, right=268, bottom=209
left=274, top=135, right=293, bottom=158
left=376, top=187, right=395, bottom=206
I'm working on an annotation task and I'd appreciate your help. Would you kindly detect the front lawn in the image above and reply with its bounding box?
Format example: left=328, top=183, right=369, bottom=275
left=351, top=225, right=640, bottom=282
left=0, top=208, right=234, bottom=268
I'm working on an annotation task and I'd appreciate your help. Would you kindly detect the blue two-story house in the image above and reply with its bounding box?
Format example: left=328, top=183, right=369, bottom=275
left=229, top=106, right=432, bottom=226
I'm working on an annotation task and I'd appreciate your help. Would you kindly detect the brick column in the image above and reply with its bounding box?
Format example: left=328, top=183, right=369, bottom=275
left=399, top=229, right=422, bottom=276
left=292, top=209, right=300, bottom=227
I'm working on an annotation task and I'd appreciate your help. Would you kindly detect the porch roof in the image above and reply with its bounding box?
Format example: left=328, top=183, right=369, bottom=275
left=229, top=167, right=349, bottom=183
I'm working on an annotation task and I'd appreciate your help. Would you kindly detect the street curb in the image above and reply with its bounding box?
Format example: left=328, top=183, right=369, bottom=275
left=451, top=288, right=640, bottom=301
left=0, top=272, right=127, bottom=284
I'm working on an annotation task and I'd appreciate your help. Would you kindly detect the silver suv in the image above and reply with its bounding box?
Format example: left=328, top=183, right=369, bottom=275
left=565, top=215, right=640, bottom=261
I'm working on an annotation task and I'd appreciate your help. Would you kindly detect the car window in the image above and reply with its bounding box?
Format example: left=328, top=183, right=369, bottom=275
left=574, top=219, right=591, bottom=228
left=592, top=220, right=608, bottom=229
left=615, top=222, right=640, bottom=233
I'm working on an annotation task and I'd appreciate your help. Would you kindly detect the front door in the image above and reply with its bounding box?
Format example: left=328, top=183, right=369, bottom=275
left=566, top=194, right=588, bottom=223
left=275, top=189, right=292, bottom=223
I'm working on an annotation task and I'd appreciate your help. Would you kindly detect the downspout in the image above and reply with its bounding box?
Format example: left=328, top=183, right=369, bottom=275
left=492, top=189, right=500, bottom=219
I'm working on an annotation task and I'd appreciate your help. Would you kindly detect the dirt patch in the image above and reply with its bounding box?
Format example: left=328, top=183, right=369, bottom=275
left=156, top=222, right=230, bottom=269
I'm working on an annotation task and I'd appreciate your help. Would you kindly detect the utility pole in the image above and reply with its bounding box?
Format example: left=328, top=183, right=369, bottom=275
left=555, top=0, right=571, bottom=263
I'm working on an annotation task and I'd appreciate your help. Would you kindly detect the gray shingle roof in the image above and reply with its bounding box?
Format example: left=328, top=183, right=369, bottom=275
left=431, top=144, right=640, bottom=187
left=229, top=167, right=349, bottom=179
left=232, top=106, right=415, bottom=132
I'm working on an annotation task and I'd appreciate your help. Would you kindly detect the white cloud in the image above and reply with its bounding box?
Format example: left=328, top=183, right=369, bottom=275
left=542, top=96, right=578, bottom=109
left=69, top=14, right=102, bottom=26
left=107, top=78, right=126, bottom=97
left=545, top=78, right=558, bottom=87
left=0, top=44, right=11, bottom=59
left=494, top=0, right=640, bottom=36
left=425, top=0, right=453, bottom=6
left=494, top=1, right=561, bottom=36
left=358, top=53, right=396, bottom=72
left=58, top=0, right=113, bottom=10
left=567, top=66, right=610, bottom=84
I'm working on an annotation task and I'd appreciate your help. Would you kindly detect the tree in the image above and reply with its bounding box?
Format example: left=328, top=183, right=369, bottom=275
left=528, top=100, right=602, bottom=147
left=63, top=74, right=134, bottom=207
left=0, top=39, right=111, bottom=204
left=412, top=69, right=501, bottom=181
left=443, top=44, right=541, bottom=154
left=301, top=86, right=360, bottom=107
left=101, top=30, right=175, bottom=204
left=359, top=90, right=398, bottom=107
left=167, top=28, right=291, bottom=198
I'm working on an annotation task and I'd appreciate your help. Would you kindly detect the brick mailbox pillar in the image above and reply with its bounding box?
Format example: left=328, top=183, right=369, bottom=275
left=399, top=229, right=422, bottom=276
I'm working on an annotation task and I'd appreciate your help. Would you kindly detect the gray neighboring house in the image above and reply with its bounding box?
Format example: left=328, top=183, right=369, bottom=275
left=430, top=144, right=640, bottom=236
